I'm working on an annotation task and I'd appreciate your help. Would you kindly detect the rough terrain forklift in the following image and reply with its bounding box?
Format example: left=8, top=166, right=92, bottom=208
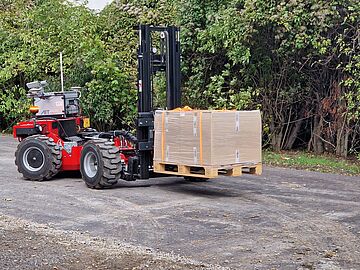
left=13, top=25, right=182, bottom=188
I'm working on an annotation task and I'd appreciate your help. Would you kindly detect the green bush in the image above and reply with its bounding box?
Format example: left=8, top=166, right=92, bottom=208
left=1, top=0, right=360, bottom=157
left=0, top=86, right=30, bottom=131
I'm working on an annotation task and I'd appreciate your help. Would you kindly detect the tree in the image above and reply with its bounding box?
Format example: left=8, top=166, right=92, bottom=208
left=1, top=0, right=359, bottom=158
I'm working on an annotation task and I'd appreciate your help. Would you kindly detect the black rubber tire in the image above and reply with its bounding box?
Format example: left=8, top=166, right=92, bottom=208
left=184, top=176, right=209, bottom=182
left=15, top=135, right=62, bottom=181
left=80, top=140, right=121, bottom=189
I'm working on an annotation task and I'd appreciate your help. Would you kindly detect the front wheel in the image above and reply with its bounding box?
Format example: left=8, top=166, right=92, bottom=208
left=80, top=140, right=121, bottom=189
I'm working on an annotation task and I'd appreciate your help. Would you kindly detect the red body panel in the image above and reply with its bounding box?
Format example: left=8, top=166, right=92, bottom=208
left=13, top=117, right=135, bottom=172
left=13, top=117, right=82, bottom=139
left=62, top=146, right=82, bottom=171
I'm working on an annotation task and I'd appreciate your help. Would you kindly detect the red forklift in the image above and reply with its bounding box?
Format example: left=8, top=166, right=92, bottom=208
left=13, top=25, right=182, bottom=188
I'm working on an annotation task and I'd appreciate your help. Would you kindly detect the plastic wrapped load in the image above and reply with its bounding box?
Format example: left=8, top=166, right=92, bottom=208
left=154, top=110, right=262, bottom=166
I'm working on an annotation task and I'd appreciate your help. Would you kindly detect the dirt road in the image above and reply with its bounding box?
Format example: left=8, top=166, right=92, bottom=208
left=1, top=135, right=360, bottom=269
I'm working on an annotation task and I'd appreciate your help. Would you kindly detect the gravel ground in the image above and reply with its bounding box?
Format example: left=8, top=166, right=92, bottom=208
left=0, top=215, right=219, bottom=270
left=1, top=135, right=360, bottom=269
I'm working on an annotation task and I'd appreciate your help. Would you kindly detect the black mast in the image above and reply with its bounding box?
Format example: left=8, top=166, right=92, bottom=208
left=136, top=25, right=181, bottom=179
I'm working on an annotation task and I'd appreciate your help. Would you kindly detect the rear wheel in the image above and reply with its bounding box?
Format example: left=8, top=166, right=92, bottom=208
left=80, top=140, right=121, bottom=189
left=15, top=135, right=62, bottom=181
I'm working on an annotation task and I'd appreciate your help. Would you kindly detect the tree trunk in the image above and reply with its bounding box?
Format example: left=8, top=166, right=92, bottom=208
left=269, top=115, right=283, bottom=152
left=272, top=131, right=283, bottom=152
left=312, top=115, right=324, bottom=154
left=284, top=119, right=303, bottom=150
left=336, top=127, right=349, bottom=158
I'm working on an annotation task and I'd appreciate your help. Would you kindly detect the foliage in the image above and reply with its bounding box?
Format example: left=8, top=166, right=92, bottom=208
left=82, top=58, right=135, bottom=130
left=0, top=0, right=132, bottom=130
left=0, top=86, right=30, bottom=131
left=175, top=0, right=360, bottom=156
left=1, top=0, right=360, bottom=158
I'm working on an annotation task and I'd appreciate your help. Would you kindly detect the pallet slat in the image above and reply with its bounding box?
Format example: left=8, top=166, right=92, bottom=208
left=153, top=162, right=262, bottom=178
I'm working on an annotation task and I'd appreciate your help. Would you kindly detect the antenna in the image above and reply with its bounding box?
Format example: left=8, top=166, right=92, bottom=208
left=60, top=52, right=64, bottom=92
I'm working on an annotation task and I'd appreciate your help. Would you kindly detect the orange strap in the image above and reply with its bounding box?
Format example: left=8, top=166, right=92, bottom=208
left=199, top=111, right=203, bottom=165
left=161, top=112, right=165, bottom=161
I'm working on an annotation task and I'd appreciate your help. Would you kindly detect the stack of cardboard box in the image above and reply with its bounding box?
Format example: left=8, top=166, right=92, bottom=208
left=154, top=110, right=262, bottom=167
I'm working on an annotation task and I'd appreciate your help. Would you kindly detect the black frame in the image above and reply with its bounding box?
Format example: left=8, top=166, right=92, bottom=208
left=136, top=25, right=181, bottom=179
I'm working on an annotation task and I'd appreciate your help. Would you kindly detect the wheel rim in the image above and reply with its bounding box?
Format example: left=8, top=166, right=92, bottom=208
left=83, top=151, right=98, bottom=178
left=23, top=146, right=45, bottom=172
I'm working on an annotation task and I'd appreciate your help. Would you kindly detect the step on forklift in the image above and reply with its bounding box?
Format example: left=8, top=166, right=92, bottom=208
left=13, top=25, right=183, bottom=188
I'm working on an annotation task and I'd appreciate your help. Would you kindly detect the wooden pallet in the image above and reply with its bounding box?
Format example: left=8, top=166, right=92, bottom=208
left=153, top=162, right=262, bottom=178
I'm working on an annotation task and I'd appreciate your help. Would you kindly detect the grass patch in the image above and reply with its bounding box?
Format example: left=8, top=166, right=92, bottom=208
left=263, top=150, right=360, bottom=176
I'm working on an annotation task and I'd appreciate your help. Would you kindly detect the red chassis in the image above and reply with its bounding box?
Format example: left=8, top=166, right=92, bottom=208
left=13, top=117, right=134, bottom=172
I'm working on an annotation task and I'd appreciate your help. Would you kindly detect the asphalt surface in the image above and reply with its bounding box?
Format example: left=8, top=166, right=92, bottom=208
left=1, top=135, right=360, bottom=269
